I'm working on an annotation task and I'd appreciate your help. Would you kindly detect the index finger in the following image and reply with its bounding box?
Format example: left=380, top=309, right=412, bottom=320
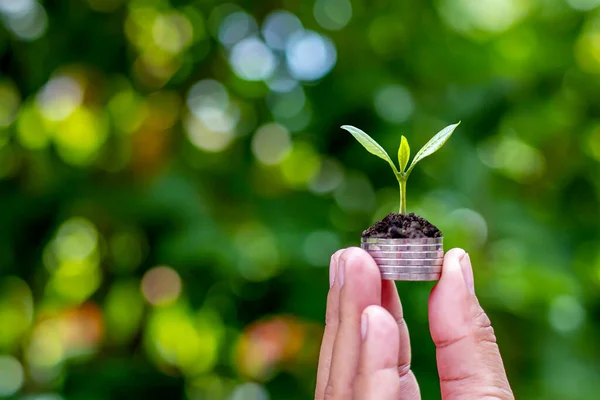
left=315, top=249, right=345, bottom=399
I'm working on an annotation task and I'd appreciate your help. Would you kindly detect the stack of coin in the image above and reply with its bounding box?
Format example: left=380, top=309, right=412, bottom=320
left=360, top=237, right=444, bottom=281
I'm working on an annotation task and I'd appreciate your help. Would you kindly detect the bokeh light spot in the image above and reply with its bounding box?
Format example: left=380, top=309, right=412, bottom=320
left=286, top=31, right=337, bottom=81
left=3, top=0, right=48, bottom=41
left=207, top=3, right=243, bottom=39
left=0, top=0, right=35, bottom=15
left=50, top=260, right=102, bottom=303
left=548, top=295, right=586, bottom=333
left=234, top=224, right=281, bottom=281
left=0, top=355, right=24, bottom=396
left=36, top=75, right=83, bottom=122
left=438, top=0, right=530, bottom=35
left=53, top=259, right=102, bottom=304
left=185, top=114, right=235, bottom=152
left=152, top=12, right=193, bottom=54
left=303, top=231, right=341, bottom=266
left=373, top=85, right=415, bottom=125
left=251, top=123, right=292, bottom=166
left=185, top=375, right=227, bottom=400
left=262, top=10, right=303, bottom=50
left=280, top=142, right=322, bottom=187
left=0, top=277, right=34, bottom=350
left=447, top=208, right=488, bottom=249
left=53, top=218, right=98, bottom=263
left=125, top=6, right=160, bottom=50
left=230, top=383, right=269, bottom=400
left=105, top=280, right=144, bottom=344
left=575, top=26, right=600, bottom=75
left=146, top=305, right=222, bottom=375
left=230, top=37, right=277, bottom=81
left=567, top=0, right=600, bottom=11
left=61, top=304, right=104, bottom=356
left=334, top=173, right=376, bottom=212
left=53, top=107, right=109, bottom=166
left=367, top=15, right=407, bottom=56
left=218, top=11, right=257, bottom=47
left=266, top=67, right=298, bottom=93
left=141, top=266, right=182, bottom=306
left=308, top=158, right=345, bottom=194
left=196, top=104, right=239, bottom=133
left=26, top=321, right=64, bottom=369
left=44, top=218, right=103, bottom=303
left=477, top=133, right=545, bottom=182
left=278, top=105, right=312, bottom=132
left=186, top=79, right=240, bottom=140
left=20, top=394, right=64, bottom=400
left=314, top=0, right=353, bottom=31
left=266, top=85, right=306, bottom=120
left=26, top=304, right=104, bottom=378
left=234, top=315, right=318, bottom=382
left=0, top=79, right=21, bottom=128
left=187, top=80, right=229, bottom=118
left=584, top=124, right=600, bottom=161
left=185, top=80, right=239, bottom=152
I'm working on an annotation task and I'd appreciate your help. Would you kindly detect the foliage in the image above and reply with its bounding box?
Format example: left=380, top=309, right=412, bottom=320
left=1, top=0, right=600, bottom=400
left=342, top=122, right=459, bottom=213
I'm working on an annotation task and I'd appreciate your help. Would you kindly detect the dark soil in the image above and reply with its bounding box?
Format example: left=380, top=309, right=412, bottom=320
left=362, top=213, right=442, bottom=239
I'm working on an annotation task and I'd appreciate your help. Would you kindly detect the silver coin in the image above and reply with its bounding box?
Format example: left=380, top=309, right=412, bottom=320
left=378, top=265, right=441, bottom=273
left=362, top=244, right=443, bottom=252
left=366, top=250, right=444, bottom=259
left=381, top=271, right=440, bottom=281
left=373, top=258, right=443, bottom=266
left=362, top=237, right=443, bottom=245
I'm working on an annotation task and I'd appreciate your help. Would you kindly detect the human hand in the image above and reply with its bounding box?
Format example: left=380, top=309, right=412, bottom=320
left=315, top=247, right=514, bottom=400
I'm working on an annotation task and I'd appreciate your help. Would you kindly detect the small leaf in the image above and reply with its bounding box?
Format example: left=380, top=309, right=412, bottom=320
left=341, top=125, right=399, bottom=174
left=407, top=122, right=460, bottom=174
left=398, top=135, right=410, bottom=173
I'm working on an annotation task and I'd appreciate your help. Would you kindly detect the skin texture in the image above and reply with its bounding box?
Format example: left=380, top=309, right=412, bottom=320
left=315, top=247, right=514, bottom=400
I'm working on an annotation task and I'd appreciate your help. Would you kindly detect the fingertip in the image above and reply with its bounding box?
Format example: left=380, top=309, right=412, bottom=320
left=356, top=305, right=404, bottom=398
left=339, top=246, right=377, bottom=266
left=429, top=248, right=470, bottom=342
left=329, top=248, right=346, bottom=287
left=335, top=247, right=382, bottom=315
left=442, top=248, right=467, bottom=273
left=338, top=247, right=381, bottom=283
left=445, top=247, right=466, bottom=258
left=361, top=305, right=399, bottom=365
left=460, top=253, right=475, bottom=295
left=435, top=248, right=468, bottom=291
left=363, top=305, right=398, bottom=334
left=331, top=248, right=346, bottom=263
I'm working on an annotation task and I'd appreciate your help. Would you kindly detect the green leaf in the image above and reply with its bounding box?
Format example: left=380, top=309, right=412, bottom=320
left=341, top=125, right=399, bottom=175
left=406, top=122, right=460, bottom=174
left=398, top=135, right=410, bottom=173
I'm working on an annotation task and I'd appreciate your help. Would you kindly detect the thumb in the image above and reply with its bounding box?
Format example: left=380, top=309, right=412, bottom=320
left=428, top=249, right=514, bottom=400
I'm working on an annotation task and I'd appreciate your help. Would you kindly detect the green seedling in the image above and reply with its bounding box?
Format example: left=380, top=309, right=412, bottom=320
left=341, top=122, right=460, bottom=214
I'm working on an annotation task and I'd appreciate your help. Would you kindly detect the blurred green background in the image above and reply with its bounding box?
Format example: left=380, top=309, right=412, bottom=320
left=1, top=0, right=600, bottom=399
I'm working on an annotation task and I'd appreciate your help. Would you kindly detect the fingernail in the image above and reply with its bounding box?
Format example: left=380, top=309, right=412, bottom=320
left=361, top=312, right=368, bottom=340
left=329, top=253, right=338, bottom=287
left=337, top=259, right=345, bottom=287
left=460, top=253, right=475, bottom=295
